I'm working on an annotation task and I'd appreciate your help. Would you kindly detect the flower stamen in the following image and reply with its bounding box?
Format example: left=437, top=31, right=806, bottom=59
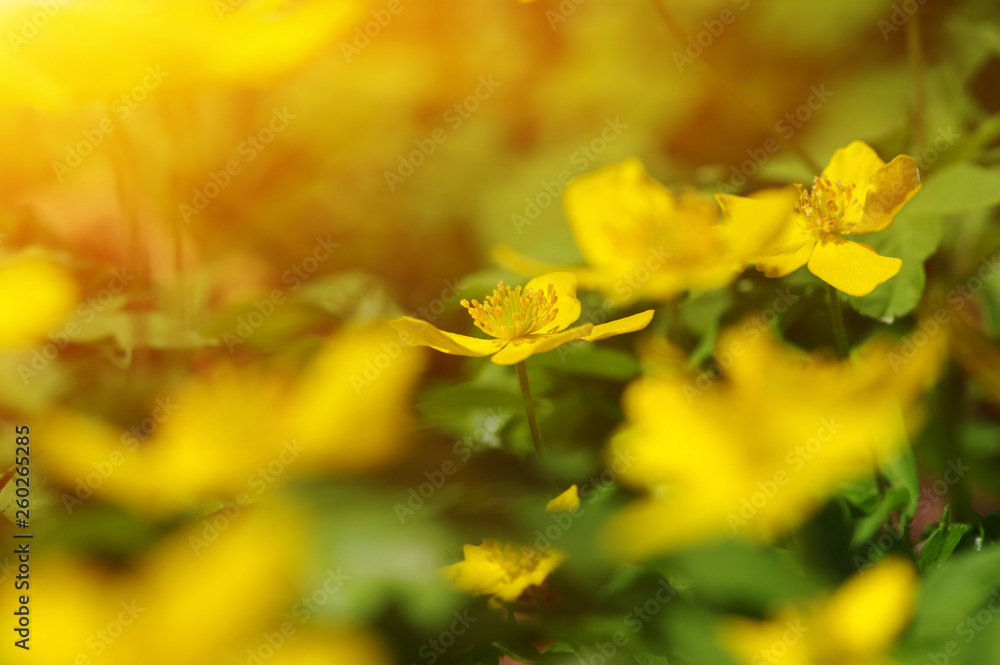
left=461, top=281, right=559, bottom=340
left=794, top=175, right=860, bottom=234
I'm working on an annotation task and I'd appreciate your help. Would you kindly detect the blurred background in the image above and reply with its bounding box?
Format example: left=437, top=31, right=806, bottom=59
left=2, top=0, right=1000, bottom=663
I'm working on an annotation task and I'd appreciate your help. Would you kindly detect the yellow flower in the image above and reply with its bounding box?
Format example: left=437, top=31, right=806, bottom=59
left=390, top=272, right=653, bottom=365
left=725, top=558, right=917, bottom=665
left=493, top=159, right=789, bottom=305
left=0, top=501, right=302, bottom=665
left=604, top=319, right=944, bottom=559
left=0, top=255, right=77, bottom=349
left=546, top=485, right=581, bottom=512
left=717, top=141, right=922, bottom=297
left=442, top=540, right=565, bottom=607
left=37, top=326, right=423, bottom=515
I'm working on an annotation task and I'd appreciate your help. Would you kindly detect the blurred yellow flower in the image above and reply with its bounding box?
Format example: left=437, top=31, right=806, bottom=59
left=390, top=272, right=653, bottom=365
left=0, top=255, right=77, bottom=349
left=0, top=501, right=302, bottom=665
left=38, top=326, right=423, bottom=515
left=0, top=0, right=361, bottom=111
left=546, top=485, right=581, bottom=512
left=442, top=540, right=565, bottom=608
left=725, top=558, right=917, bottom=665
left=604, top=320, right=944, bottom=559
left=494, top=159, right=788, bottom=305
left=717, top=141, right=922, bottom=297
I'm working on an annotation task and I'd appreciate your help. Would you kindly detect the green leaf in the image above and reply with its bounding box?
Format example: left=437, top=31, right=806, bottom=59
left=532, top=345, right=641, bottom=380
left=880, top=443, right=921, bottom=527
left=903, top=163, right=1000, bottom=217
left=851, top=488, right=909, bottom=549
left=905, top=543, right=1000, bottom=649
left=838, top=475, right=880, bottom=513
left=920, top=506, right=973, bottom=570
left=843, top=210, right=942, bottom=320
left=680, top=289, right=734, bottom=365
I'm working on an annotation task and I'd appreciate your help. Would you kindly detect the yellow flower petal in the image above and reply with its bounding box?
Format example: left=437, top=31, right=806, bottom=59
left=525, top=272, right=581, bottom=333
left=806, top=236, right=902, bottom=297
left=490, top=324, right=594, bottom=365
left=390, top=316, right=506, bottom=357
left=717, top=189, right=815, bottom=277
left=0, top=257, right=77, bottom=349
left=821, top=140, right=885, bottom=194
left=491, top=244, right=564, bottom=277
left=820, top=558, right=917, bottom=654
left=715, top=187, right=798, bottom=259
left=443, top=540, right=564, bottom=606
left=546, top=485, right=580, bottom=512
left=583, top=310, right=654, bottom=342
left=850, top=155, right=923, bottom=234
left=563, top=158, right=666, bottom=269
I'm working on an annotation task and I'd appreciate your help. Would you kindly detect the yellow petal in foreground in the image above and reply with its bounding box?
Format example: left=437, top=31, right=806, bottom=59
left=0, top=257, right=77, bottom=348
left=725, top=558, right=917, bottom=665
left=604, top=320, right=944, bottom=560
left=38, top=327, right=423, bottom=515
left=0, top=501, right=301, bottom=664
left=283, top=325, right=426, bottom=472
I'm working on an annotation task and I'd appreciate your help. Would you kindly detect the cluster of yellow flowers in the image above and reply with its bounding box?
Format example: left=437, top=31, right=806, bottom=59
left=396, top=140, right=939, bottom=665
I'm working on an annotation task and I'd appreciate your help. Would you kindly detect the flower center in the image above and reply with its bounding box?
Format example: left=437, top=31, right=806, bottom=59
left=481, top=540, right=545, bottom=579
left=794, top=175, right=859, bottom=234
left=461, top=281, right=558, bottom=340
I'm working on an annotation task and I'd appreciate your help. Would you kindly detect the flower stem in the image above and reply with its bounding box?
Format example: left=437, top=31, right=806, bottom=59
left=515, top=361, right=545, bottom=455
left=826, top=283, right=849, bottom=358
